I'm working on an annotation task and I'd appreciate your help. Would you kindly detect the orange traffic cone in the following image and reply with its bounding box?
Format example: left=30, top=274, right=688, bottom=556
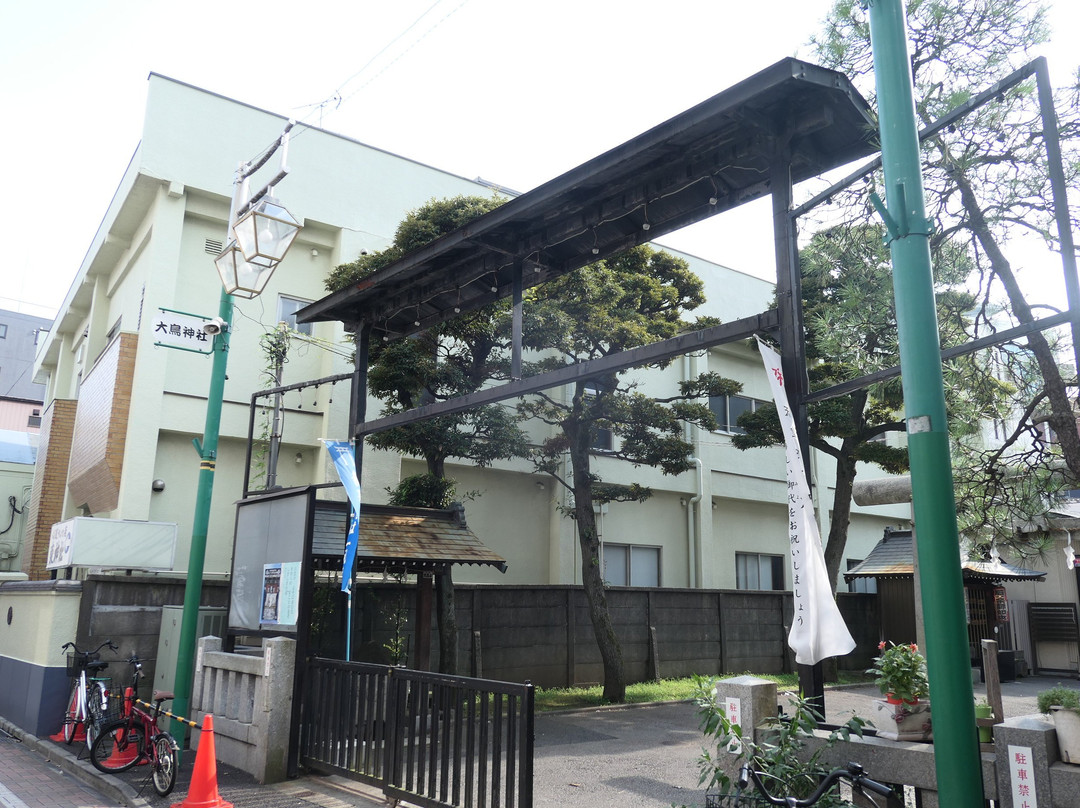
left=101, top=726, right=140, bottom=767
left=171, top=714, right=233, bottom=808
left=50, top=721, right=86, bottom=743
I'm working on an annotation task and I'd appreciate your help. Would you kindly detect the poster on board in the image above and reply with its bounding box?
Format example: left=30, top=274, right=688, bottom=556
left=260, top=561, right=302, bottom=626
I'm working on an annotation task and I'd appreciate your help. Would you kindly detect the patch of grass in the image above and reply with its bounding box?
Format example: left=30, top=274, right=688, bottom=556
left=534, top=671, right=874, bottom=712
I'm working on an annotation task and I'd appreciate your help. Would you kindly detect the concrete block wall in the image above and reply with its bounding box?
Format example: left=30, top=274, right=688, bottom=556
left=336, top=583, right=878, bottom=687
left=713, top=677, right=1080, bottom=808
left=0, top=580, right=82, bottom=735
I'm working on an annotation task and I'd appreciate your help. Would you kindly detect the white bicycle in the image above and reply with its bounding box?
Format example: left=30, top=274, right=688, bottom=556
left=60, top=639, right=117, bottom=746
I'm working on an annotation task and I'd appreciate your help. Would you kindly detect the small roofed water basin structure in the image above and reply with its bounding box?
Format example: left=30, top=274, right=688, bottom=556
left=227, top=485, right=505, bottom=669
left=845, top=527, right=1044, bottom=678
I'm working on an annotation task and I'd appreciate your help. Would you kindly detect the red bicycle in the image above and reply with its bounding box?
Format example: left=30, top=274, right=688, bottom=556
left=87, top=654, right=179, bottom=797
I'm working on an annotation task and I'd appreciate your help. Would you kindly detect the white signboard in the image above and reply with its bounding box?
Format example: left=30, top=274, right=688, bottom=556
left=1009, top=745, right=1037, bottom=808
left=45, top=517, right=177, bottom=570
left=724, top=697, right=742, bottom=729
left=153, top=308, right=214, bottom=354
left=47, top=520, right=74, bottom=568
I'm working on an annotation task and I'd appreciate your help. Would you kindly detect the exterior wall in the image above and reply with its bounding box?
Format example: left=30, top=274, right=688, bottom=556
left=0, top=400, right=43, bottom=433
left=1003, top=533, right=1080, bottom=674
left=0, top=309, right=51, bottom=402
left=66, top=333, right=136, bottom=513
left=0, top=462, right=33, bottom=572
left=21, top=399, right=77, bottom=579
left=0, top=580, right=81, bottom=735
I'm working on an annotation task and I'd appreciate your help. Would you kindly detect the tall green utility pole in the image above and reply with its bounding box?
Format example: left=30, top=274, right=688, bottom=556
left=170, top=287, right=235, bottom=746
left=863, top=1, right=983, bottom=804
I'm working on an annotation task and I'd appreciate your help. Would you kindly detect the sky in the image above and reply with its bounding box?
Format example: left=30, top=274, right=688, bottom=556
left=1, top=0, right=1077, bottom=321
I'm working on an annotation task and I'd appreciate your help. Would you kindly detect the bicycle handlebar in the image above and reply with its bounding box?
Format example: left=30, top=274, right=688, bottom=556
left=738, top=762, right=892, bottom=806
left=61, top=639, right=119, bottom=658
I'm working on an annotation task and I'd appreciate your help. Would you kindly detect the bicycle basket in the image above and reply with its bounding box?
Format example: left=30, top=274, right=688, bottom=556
left=705, top=792, right=775, bottom=808
left=95, top=688, right=124, bottom=724
left=65, top=653, right=85, bottom=677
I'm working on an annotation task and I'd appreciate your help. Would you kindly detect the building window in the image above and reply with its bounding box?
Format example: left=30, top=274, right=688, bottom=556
left=710, top=394, right=764, bottom=434
left=846, top=559, right=877, bottom=594
left=603, top=543, right=660, bottom=587
left=277, top=295, right=313, bottom=336
left=585, top=383, right=614, bottom=451
left=591, top=424, right=613, bottom=451
left=735, top=552, right=784, bottom=591
left=0, top=323, right=7, bottom=339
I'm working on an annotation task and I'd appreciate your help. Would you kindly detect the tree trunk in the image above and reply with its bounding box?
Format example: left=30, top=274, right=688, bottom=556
left=823, top=446, right=859, bottom=595
left=435, top=569, right=458, bottom=674
left=567, top=422, right=626, bottom=703
left=950, top=163, right=1080, bottom=478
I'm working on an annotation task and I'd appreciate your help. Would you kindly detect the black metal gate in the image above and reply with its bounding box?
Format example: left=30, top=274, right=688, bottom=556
left=301, top=658, right=534, bottom=808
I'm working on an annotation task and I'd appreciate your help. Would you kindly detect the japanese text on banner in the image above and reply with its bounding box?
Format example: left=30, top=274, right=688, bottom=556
left=755, top=338, right=855, bottom=665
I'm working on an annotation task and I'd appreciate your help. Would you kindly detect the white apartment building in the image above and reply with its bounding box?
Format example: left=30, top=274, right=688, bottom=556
left=24, top=73, right=908, bottom=590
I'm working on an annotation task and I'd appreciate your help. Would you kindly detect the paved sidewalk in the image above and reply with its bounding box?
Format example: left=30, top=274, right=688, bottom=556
left=0, top=728, right=116, bottom=808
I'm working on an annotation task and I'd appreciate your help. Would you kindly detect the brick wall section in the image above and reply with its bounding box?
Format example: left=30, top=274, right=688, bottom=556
left=67, top=333, right=138, bottom=513
left=21, top=399, right=77, bottom=579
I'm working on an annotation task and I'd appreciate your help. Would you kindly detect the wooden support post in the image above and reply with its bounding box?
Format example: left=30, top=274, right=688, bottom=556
left=566, top=588, right=577, bottom=687
left=472, top=630, right=483, bottom=678
left=980, top=639, right=1004, bottom=739
left=648, top=626, right=661, bottom=682
left=415, top=572, right=433, bottom=671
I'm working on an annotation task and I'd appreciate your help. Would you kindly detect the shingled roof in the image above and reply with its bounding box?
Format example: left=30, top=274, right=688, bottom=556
left=845, top=528, right=1044, bottom=584
left=311, top=500, right=507, bottom=574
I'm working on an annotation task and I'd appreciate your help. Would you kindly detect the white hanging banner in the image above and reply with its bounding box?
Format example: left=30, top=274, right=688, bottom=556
left=755, top=338, right=855, bottom=665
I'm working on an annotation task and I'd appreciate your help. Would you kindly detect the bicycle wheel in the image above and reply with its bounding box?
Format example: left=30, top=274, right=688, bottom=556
left=85, top=683, right=107, bottom=747
left=151, top=734, right=179, bottom=797
left=89, top=719, right=145, bottom=773
left=62, top=682, right=80, bottom=744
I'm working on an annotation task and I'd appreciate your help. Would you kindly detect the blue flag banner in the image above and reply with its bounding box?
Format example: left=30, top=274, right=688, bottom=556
left=322, top=440, right=361, bottom=593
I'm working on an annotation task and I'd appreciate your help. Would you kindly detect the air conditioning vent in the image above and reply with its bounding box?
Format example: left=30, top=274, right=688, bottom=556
left=205, top=238, right=223, bottom=255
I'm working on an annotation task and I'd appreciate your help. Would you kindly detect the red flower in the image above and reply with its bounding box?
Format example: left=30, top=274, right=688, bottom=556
left=878, top=641, right=887, bottom=651
left=910, top=644, right=918, bottom=652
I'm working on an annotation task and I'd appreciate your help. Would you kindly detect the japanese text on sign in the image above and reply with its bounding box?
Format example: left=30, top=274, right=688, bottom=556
left=1009, top=745, right=1037, bottom=808
left=153, top=309, right=214, bottom=354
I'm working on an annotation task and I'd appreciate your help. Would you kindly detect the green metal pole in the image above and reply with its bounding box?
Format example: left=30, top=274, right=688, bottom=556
left=170, top=286, right=234, bottom=747
left=863, top=1, right=983, bottom=804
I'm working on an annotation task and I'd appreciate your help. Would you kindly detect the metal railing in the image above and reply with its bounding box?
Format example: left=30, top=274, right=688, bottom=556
left=301, top=658, right=534, bottom=808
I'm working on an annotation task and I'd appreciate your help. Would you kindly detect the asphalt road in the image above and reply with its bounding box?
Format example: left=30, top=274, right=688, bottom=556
left=534, top=701, right=706, bottom=807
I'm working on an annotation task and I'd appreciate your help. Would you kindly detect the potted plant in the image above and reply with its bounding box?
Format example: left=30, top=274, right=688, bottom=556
left=975, top=698, right=993, bottom=743
left=1037, top=685, right=1080, bottom=764
left=866, top=641, right=932, bottom=741
left=867, top=641, right=929, bottom=704
left=692, top=677, right=870, bottom=807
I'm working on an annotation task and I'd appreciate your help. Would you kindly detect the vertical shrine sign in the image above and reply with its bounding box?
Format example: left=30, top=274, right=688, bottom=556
left=755, top=338, right=855, bottom=665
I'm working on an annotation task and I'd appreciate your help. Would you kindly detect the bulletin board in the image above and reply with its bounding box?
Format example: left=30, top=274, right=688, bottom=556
left=228, top=486, right=313, bottom=636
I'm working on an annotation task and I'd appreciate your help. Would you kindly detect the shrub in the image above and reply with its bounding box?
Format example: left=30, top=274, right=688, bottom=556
left=1037, top=685, right=1080, bottom=714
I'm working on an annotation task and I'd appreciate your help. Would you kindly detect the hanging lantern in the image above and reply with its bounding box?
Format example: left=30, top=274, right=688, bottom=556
left=232, top=196, right=301, bottom=265
left=214, top=241, right=277, bottom=299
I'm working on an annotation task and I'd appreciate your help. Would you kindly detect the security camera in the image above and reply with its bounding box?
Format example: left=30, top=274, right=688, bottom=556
left=202, top=317, right=229, bottom=335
